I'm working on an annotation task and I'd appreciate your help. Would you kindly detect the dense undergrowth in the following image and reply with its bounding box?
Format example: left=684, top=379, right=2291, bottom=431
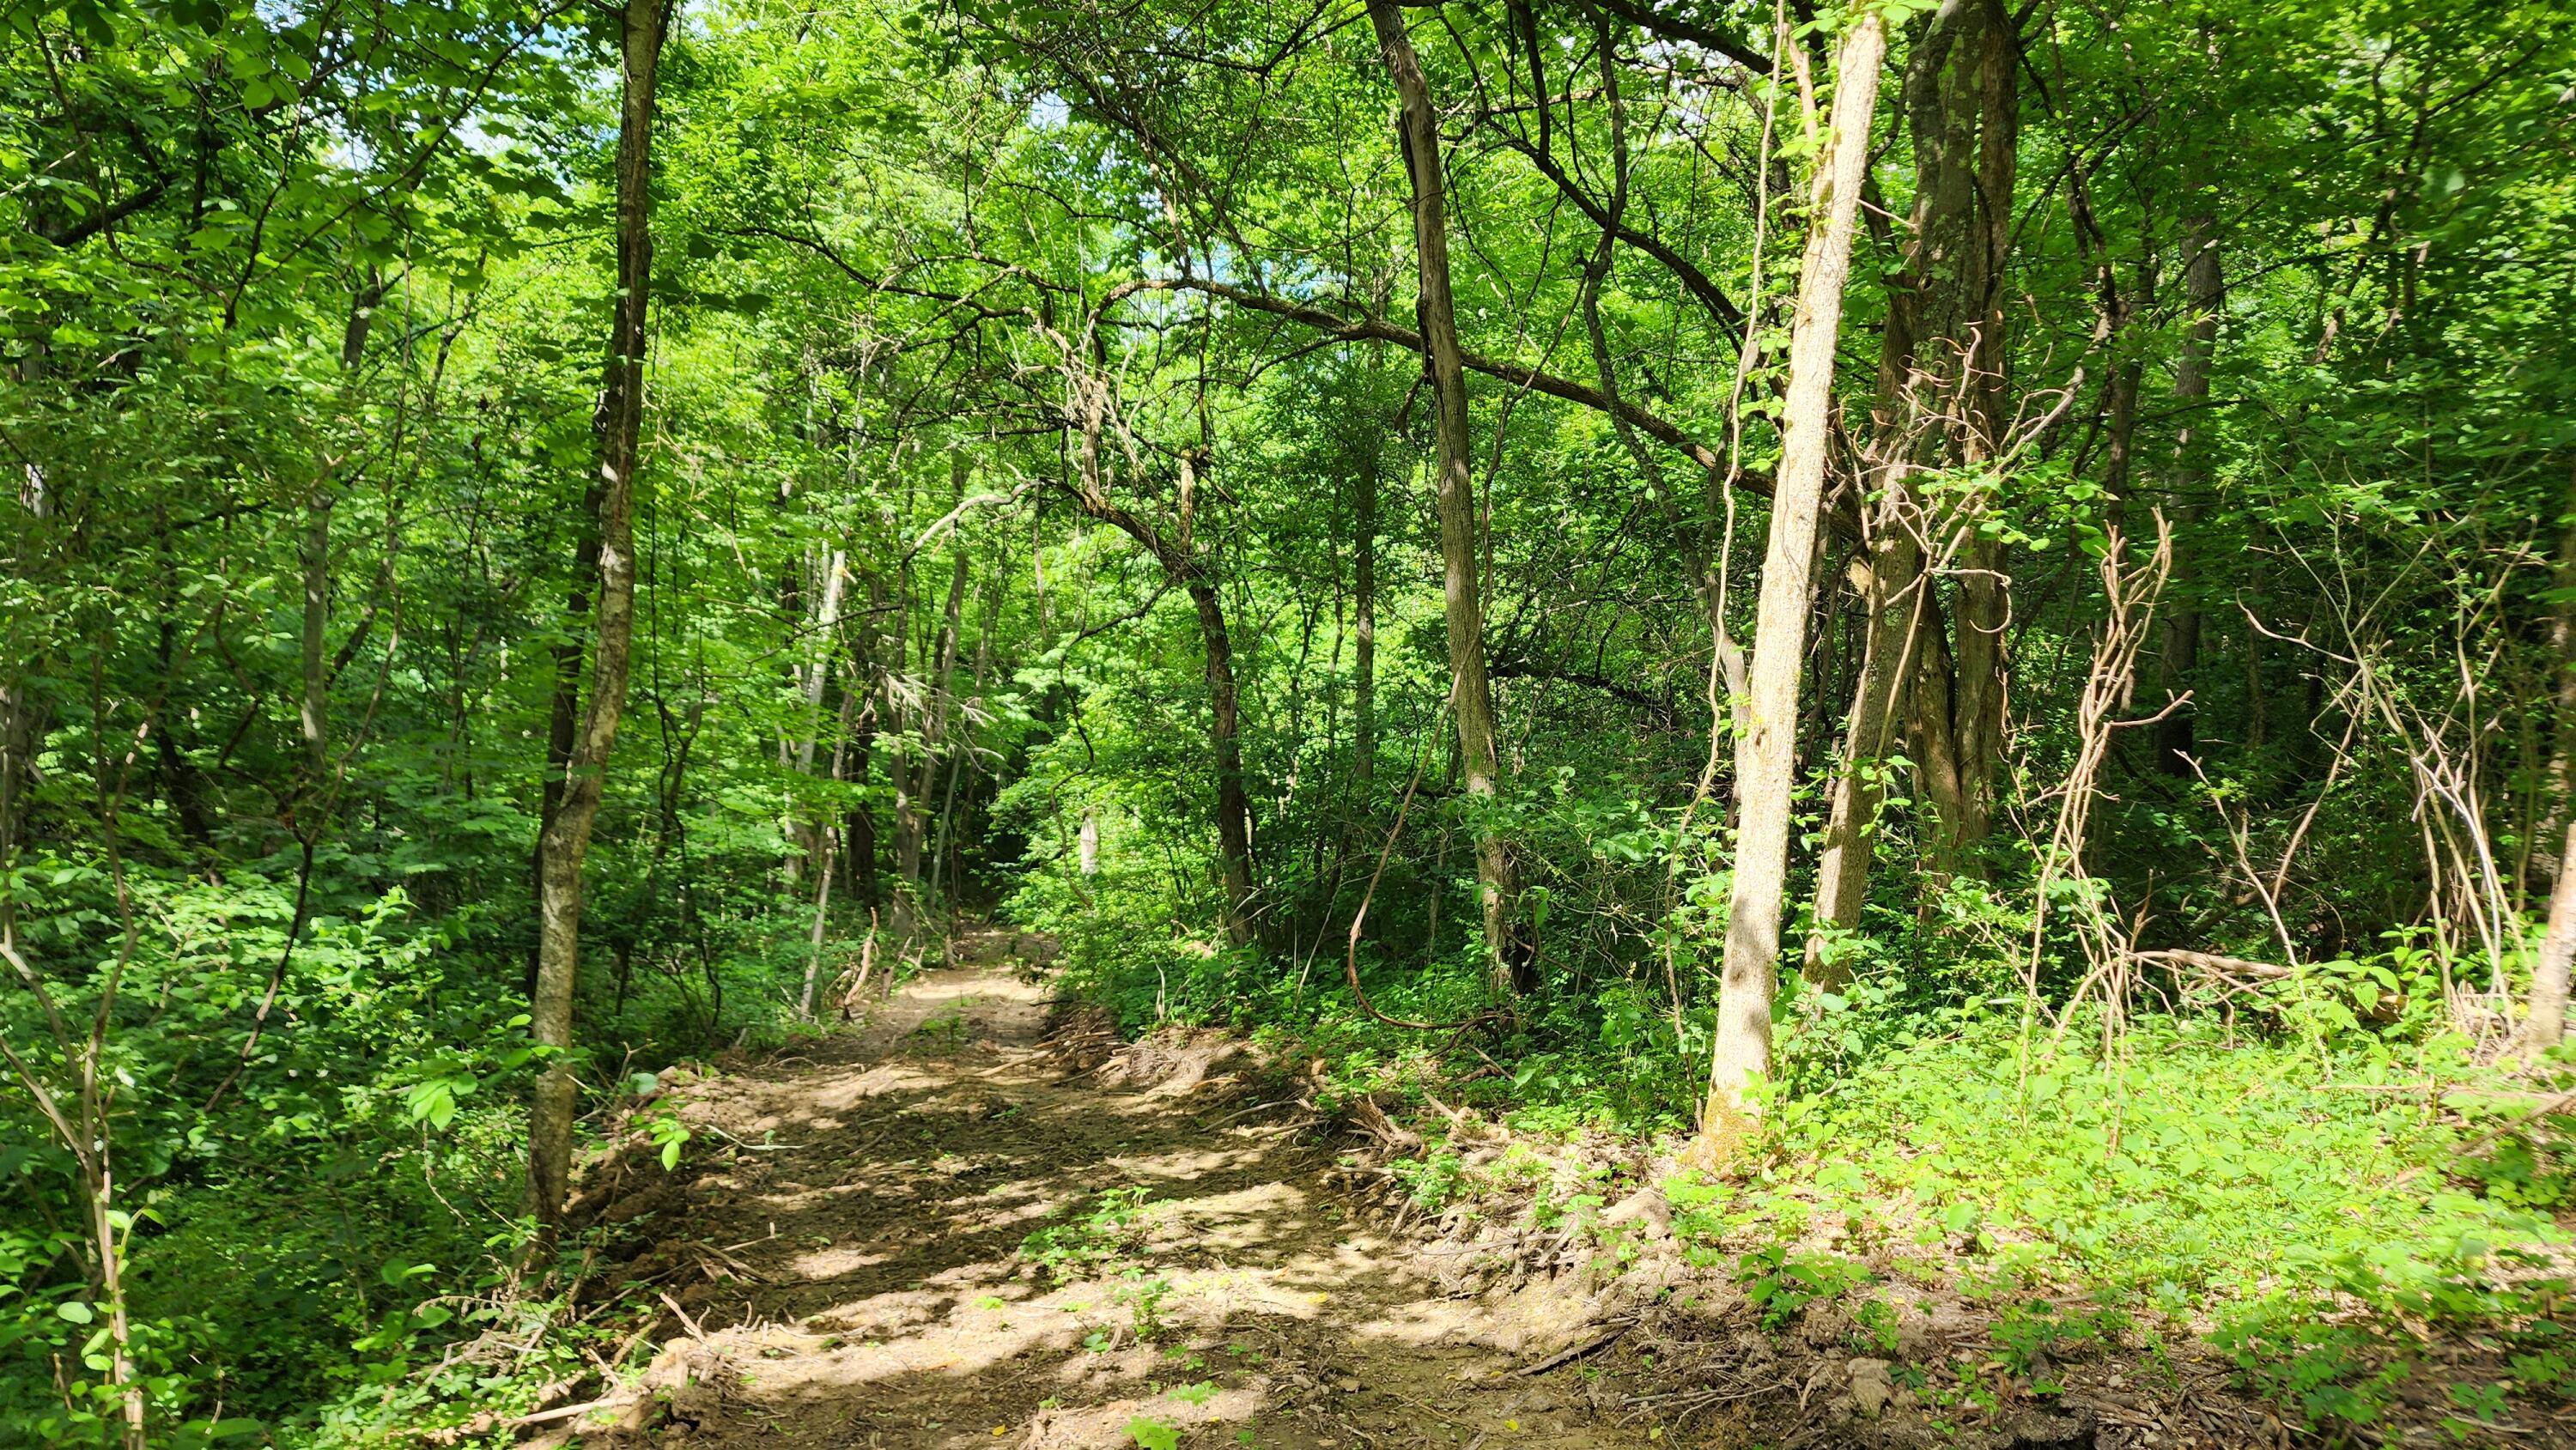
left=0, top=838, right=853, bottom=1447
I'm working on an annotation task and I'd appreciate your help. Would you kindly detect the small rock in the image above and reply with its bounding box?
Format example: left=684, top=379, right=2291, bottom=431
left=1891, top=1387, right=1918, bottom=1412
left=1600, top=1186, right=1672, bottom=1235
left=1895, top=1316, right=1940, bottom=1361
left=1801, top=1304, right=1851, bottom=1349
left=1848, top=1357, right=1895, bottom=1418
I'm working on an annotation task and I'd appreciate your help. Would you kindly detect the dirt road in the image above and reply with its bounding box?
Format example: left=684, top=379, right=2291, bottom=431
left=578, top=944, right=1655, bottom=1449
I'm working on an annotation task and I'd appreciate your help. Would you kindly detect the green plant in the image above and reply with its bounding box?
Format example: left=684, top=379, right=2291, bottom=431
left=1021, top=1186, right=1157, bottom=1283
left=1737, top=1242, right=1872, bottom=1333
left=1387, top=1150, right=1467, bottom=1210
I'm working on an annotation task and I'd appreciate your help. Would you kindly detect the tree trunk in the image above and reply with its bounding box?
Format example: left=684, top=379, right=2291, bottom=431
left=896, top=548, right=968, bottom=933
left=847, top=571, right=884, bottom=908
left=1352, top=426, right=1377, bottom=792
left=1367, top=0, right=1528, bottom=994
left=929, top=584, right=999, bottom=911
left=2527, top=820, right=2576, bottom=1047
left=800, top=686, right=858, bottom=1017
left=528, top=0, right=666, bottom=1240
left=1190, top=575, right=1257, bottom=944
left=1805, top=0, right=2018, bottom=927
left=1807, top=529, right=1923, bottom=986
left=1699, top=6, right=1886, bottom=1147
left=2155, top=208, right=2221, bottom=775
left=791, top=548, right=848, bottom=881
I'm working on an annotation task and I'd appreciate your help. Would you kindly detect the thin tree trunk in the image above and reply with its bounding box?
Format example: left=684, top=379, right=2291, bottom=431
left=791, top=548, right=848, bottom=880
left=1699, top=6, right=1886, bottom=1146
left=2527, top=821, right=2576, bottom=1047
left=1190, top=574, right=1257, bottom=944
left=896, top=549, right=968, bottom=933
left=1352, top=428, right=1377, bottom=792
left=1807, top=529, right=1923, bottom=986
left=1368, top=0, right=1528, bottom=993
left=928, top=585, right=998, bottom=911
left=1806, top=0, right=2018, bottom=922
left=2532, top=463, right=2576, bottom=866
left=528, top=0, right=666, bottom=1241
left=2156, top=208, right=2221, bottom=775
left=800, top=687, right=859, bottom=1017
left=300, top=277, right=381, bottom=796
left=847, top=571, right=884, bottom=908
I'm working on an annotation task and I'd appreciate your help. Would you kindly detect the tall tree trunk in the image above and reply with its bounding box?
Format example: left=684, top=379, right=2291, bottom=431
left=847, top=570, right=885, bottom=908
left=1190, top=575, right=1257, bottom=944
left=1945, top=2, right=2020, bottom=858
left=1807, top=530, right=1923, bottom=986
left=800, top=687, right=858, bottom=1017
left=301, top=277, right=381, bottom=799
left=1805, top=0, right=2018, bottom=934
left=2156, top=208, right=2221, bottom=775
left=790, top=548, right=848, bottom=882
left=528, top=0, right=666, bottom=1240
left=1368, top=0, right=1528, bottom=993
left=929, top=584, right=999, bottom=911
left=898, top=548, right=969, bottom=931
left=2527, top=820, right=2576, bottom=1047
left=1352, top=428, right=1377, bottom=792
left=1699, top=6, right=1886, bottom=1146
left=2543, top=464, right=2576, bottom=865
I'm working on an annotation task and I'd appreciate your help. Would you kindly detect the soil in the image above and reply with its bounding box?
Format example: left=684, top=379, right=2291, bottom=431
left=559, top=939, right=1659, bottom=1449
left=540, top=937, right=2270, bottom=1450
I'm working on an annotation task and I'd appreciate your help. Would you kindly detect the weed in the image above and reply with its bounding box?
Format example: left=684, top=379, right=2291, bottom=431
left=1387, top=1150, right=1468, bottom=1210
left=1020, top=1186, right=1156, bottom=1282
left=1737, top=1242, right=1871, bottom=1333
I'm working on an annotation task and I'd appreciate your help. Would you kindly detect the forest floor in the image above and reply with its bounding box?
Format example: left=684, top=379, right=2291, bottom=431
left=534, top=934, right=2252, bottom=1450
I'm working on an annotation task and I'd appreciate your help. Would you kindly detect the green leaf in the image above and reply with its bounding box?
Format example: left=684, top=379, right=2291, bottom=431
left=55, top=1300, right=94, bottom=1325
left=1125, top=1417, right=1181, bottom=1450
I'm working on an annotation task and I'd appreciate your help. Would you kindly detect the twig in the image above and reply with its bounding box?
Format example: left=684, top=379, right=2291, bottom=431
left=1516, top=1318, right=1634, bottom=1375
left=657, top=1289, right=708, bottom=1340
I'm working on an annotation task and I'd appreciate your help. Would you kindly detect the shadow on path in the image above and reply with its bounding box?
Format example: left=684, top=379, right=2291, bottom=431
left=566, top=938, right=1651, bottom=1450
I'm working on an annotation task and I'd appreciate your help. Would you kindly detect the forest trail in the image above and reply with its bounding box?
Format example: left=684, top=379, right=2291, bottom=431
left=577, top=935, right=1658, bottom=1450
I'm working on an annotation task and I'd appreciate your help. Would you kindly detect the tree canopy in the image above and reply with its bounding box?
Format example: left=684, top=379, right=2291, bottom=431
left=4, top=0, right=2575, bottom=1441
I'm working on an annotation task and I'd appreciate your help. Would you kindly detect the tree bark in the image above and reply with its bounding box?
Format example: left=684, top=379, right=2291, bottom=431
left=790, top=547, right=848, bottom=882
left=1368, top=0, right=1528, bottom=993
left=846, top=571, right=885, bottom=908
left=2527, top=820, right=2576, bottom=1047
left=1804, top=0, right=2018, bottom=934
left=896, top=547, right=968, bottom=933
left=528, top=0, right=666, bottom=1240
left=1807, top=531, right=1923, bottom=986
left=2156, top=208, right=2221, bottom=775
left=1700, top=6, right=1886, bottom=1145
left=1352, top=426, right=1377, bottom=792
left=1189, top=574, right=1257, bottom=943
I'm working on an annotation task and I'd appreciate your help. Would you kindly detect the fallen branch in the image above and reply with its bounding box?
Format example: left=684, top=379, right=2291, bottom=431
left=1517, top=1317, right=1636, bottom=1375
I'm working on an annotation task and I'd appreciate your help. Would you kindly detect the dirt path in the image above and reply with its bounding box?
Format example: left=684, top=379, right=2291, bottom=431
left=584, top=944, right=1658, bottom=1449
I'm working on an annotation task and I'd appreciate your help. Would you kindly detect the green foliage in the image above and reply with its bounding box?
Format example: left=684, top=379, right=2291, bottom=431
left=1020, top=1187, right=1157, bottom=1283
left=1735, top=1241, right=1871, bottom=1333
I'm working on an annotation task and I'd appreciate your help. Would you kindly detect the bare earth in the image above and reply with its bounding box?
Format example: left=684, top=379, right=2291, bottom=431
left=570, top=945, right=1656, bottom=1449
